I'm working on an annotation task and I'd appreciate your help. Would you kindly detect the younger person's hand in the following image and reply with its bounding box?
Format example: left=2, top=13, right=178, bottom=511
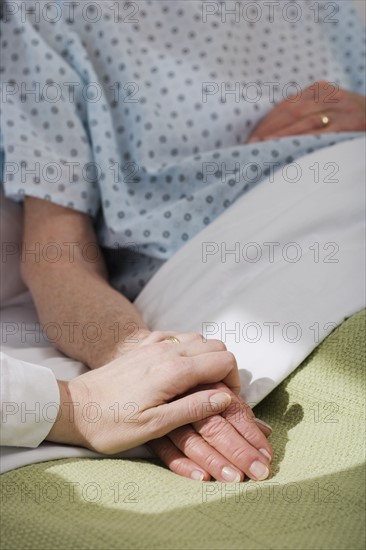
left=102, top=329, right=273, bottom=482
left=46, top=332, right=239, bottom=453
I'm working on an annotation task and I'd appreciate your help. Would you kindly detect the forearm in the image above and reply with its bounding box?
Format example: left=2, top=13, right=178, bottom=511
left=22, top=254, right=149, bottom=369
left=21, top=197, right=149, bottom=368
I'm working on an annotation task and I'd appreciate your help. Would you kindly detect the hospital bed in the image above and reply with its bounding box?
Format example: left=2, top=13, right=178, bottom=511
left=1, top=134, right=365, bottom=549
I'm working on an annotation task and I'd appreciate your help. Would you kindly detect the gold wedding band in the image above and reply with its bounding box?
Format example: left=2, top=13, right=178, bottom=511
left=320, top=113, right=330, bottom=127
left=164, top=336, right=181, bottom=344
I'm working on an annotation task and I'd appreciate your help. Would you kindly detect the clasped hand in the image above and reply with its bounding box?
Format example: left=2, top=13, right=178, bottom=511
left=47, top=330, right=272, bottom=483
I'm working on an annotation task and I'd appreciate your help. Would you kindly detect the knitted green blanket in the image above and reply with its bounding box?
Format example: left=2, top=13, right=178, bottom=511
left=1, top=310, right=365, bottom=550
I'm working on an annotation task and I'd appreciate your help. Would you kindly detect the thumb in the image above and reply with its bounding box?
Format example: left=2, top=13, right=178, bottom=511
left=154, top=391, right=232, bottom=434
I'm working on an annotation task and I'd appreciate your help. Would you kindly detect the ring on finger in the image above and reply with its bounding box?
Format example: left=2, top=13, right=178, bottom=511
left=163, top=335, right=181, bottom=344
left=320, top=113, right=330, bottom=127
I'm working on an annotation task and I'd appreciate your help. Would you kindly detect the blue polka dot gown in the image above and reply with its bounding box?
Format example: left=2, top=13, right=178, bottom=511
left=1, top=0, right=365, bottom=299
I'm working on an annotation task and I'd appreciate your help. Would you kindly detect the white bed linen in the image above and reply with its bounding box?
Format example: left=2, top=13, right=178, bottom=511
left=135, top=136, right=366, bottom=405
left=1, top=136, right=365, bottom=473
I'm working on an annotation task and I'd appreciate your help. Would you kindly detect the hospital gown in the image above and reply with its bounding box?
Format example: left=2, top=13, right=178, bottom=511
left=1, top=0, right=365, bottom=300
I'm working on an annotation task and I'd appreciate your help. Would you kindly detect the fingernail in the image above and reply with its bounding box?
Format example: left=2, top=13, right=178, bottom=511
left=191, top=470, right=205, bottom=481
left=259, top=448, right=272, bottom=462
left=249, top=460, right=269, bottom=481
left=221, top=467, right=241, bottom=483
left=254, top=418, right=273, bottom=433
left=210, top=392, right=232, bottom=408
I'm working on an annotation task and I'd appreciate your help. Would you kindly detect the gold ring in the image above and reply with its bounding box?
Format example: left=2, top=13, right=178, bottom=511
left=164, top=336, right=181, bottom=344
left=320, top=113, right=330, bottom=127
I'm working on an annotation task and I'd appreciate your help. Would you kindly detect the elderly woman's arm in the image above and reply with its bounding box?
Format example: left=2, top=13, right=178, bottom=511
left=21, top=196, right=150, bottom=369
left=21, top=196, right=272, bottom=483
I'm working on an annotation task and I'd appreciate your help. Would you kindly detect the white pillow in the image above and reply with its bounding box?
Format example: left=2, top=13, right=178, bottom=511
left=0, top=187, right=27, bottom=307
left=135, top=136, right=366, bottom=406
left=1, top=137, right=365, bottom=473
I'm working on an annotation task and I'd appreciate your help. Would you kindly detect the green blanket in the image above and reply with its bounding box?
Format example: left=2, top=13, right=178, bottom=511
left=1, top=310, right=365, bottom=550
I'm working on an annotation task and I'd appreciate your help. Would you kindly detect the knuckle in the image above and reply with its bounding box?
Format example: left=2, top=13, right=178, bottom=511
left=222, top=400, right=240, bottom=419
left=240, top=425, right=259, bottom=442
left=162, top=358, right=192, bottom=390
left=171, top=460, right=192, bottom=478
left=212, top=339, right=227, bottom=351
left=230, top=445, right=257, bottom=470
left=185, top=398, right=202, bottom=421
left=226, top=401, right=254, bottom=423
left=199, top=415, right=226, bottom=441
left=152, top=444, right=189, bottom=476
left=310, top=113, right=323, bottom=127
left=151, top=330, right=168, bottom=341
left=241, top=403, right=255, bottom=422
left=203, top=452, right=221, bottom=471
left=230, top=445, right=252, bottom=465
left=224, top=350, right=237, bottom=367
left=176, top=429, right=200, bottom=452
left=190, top=331, right=204, bottom=341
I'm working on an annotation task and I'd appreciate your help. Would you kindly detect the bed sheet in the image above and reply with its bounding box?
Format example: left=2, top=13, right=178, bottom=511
left=1, top=308, right=365, bottom=550
left=1, top=136, right=365, bottom=473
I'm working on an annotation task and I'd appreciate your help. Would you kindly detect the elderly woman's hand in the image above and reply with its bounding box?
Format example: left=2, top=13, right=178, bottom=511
left=148, top=381, right=272, bottom=483
left=120, top=330, right=273, bottom=483
left=96, top=329, right=272, bottom=482
left=247, top=80, right=365, bottom=143
left=46, top=332, right=242, bottom=454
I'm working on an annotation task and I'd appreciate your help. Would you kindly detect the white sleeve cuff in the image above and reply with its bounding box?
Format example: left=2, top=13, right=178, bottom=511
left=0, top=352, right=60, bottom=448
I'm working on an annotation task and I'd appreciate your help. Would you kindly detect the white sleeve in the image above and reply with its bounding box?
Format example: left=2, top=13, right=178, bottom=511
left=0, top=352, right=60, bottom=447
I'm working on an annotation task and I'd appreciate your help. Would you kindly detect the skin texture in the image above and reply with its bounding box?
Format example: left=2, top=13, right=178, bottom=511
left=23, top=80, right=364, bottom=481
left=46, top=337, right=243, bottom=454
left=22, top=197, right=272, bottom=482
left=247, top=81, right=366, bottom=143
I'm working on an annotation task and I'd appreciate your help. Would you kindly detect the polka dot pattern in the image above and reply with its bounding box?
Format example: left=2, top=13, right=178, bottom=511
left=1, top=0, right=365, bottom=300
